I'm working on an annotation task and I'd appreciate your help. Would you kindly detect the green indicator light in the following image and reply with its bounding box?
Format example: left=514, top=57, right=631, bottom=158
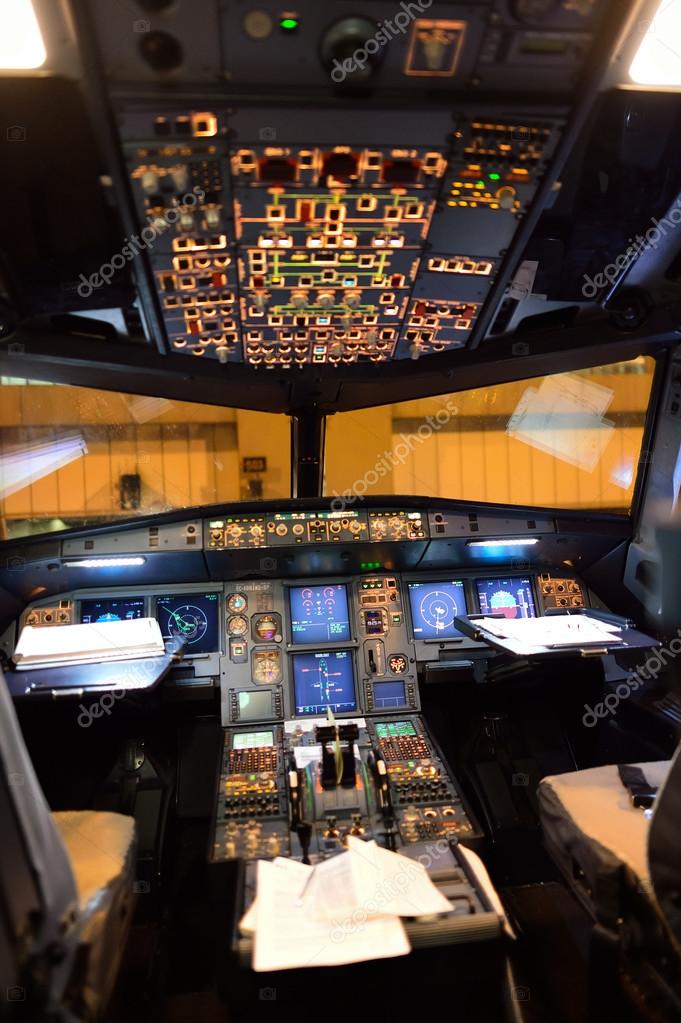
left=489, top=172, right=501, bottom=181
left=280, top=17, right=299, bottom=30
left=476, top=180, right=485, bottom=188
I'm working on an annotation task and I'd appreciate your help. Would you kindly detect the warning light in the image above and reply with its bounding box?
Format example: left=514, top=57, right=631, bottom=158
left=279, top=16, right=299, bottom=32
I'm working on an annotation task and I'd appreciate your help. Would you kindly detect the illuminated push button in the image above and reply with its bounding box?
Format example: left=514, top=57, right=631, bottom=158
left=141, top=170, right=159, bottom=193
left=496, top=185, right=517, bottom=210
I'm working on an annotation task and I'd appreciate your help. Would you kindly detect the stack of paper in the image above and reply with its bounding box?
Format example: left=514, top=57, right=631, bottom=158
left=475, top=614, right=622, bottom=655
left=13, top=618, right=166, bottom=671
left=241, top=835, right=452, bottom=972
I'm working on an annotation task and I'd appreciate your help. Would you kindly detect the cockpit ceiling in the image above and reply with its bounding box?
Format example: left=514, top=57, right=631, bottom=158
left=2, top=0, right=679, bottom=400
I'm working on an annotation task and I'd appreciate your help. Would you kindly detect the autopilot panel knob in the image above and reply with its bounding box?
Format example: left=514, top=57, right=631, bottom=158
left=320, top=17, right=385, bottom=84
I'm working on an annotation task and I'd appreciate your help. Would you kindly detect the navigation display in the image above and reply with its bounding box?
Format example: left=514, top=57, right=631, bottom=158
left=408, top=580, right=467, bottom=639
left=292, top=649, right=356, bottom=716
left=156, top=592, right=220, bottom=654
left=476, top=577, right=537, bottom=619
left=80, top=597, right=145, bottom=623
left=289, top=583, right=351, bottom=644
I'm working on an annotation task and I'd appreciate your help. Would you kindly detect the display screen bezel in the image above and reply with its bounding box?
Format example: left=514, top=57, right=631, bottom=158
left=235, top=691, right=276, bottom=723
left=474, top=575, right=538, bottom=620
left=407, top=579, right=468, bottom=641
left=370, top=679, right=407, bottom=710
left=79, top=596, right=146, bottom=624
left=291, top=648, right=357, bottom=717
left=155, top=591, right=222, bottom=655
left=287, top=582, right=352, bottom=646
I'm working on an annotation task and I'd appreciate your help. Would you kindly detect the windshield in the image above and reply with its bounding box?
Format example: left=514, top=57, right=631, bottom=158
left=0, top=380, right=290, bottom=539
left=0, top=357, right=654, bottom=539
left=325, top=358, right=654, bottom=515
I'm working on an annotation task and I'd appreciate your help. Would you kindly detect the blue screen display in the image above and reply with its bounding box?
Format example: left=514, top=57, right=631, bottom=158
left=156, top=593, right=221, bottom=654
left=292, top=650, right=356, bottom=716
left=408, top=581, right=467, bottom=639
left=476, top=577, right=537, bottom=619
left=289, top=584, right=351, bottom=644
left=80, top=597, right=145, bottom=624
left=372, top=681, right=406, bottom=710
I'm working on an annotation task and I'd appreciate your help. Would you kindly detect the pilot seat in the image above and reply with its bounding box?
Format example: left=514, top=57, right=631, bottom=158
left=0, top=668, right=136, bottom=1022
left=538, top=754, right=681, bottom=1018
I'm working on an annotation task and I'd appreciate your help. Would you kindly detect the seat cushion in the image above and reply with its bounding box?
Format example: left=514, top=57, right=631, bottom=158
left=538, top=761, right=671, bottom=925
left=52, top=810, right=135, bottom=911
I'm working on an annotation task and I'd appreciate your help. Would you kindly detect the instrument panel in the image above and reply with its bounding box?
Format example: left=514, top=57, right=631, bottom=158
left=16, top=571, right=587, bottom=719
left=90, top=0, right=619, bottom=365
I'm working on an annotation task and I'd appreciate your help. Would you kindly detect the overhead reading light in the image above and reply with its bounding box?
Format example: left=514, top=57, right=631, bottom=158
left=630, top=0, right=681, bottom=86
left=67, top=557, right=146, bottom=568
left=0, top=0, right=46, bottom=69
left=467, top=538, right=540, bottom=548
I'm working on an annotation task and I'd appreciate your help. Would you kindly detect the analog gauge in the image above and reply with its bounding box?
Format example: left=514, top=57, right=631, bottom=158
left=252, top=648, right=283, bottom=685
left=253, top=613, right=281, bottom=642
left=165, top=604, right=208, bottom=644
left=388, top=654, right=408, bottom=675
left=227, top=615, right=249, bottom=637
left=511, top=0, right=558, bottom=22
left=227, top=592, right=247, bottom=614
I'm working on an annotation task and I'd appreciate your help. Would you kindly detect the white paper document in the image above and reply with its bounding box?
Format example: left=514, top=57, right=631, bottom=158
left=475, top=614, right=622, bottom=654
left=250, top=857, right=410, bottom=972
left=242, top=837, right=453, bottom=971
left=304, top=835, right=452, bottom=920
left=13, top=618, right=165, bottom=671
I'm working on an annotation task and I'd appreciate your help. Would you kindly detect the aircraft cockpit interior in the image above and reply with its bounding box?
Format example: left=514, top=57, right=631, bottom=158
left=3, top=1, right=681, bottom=1019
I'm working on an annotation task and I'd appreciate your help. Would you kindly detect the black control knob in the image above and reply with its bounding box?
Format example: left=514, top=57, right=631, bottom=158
left=320, top=17, right=385, bottom=85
